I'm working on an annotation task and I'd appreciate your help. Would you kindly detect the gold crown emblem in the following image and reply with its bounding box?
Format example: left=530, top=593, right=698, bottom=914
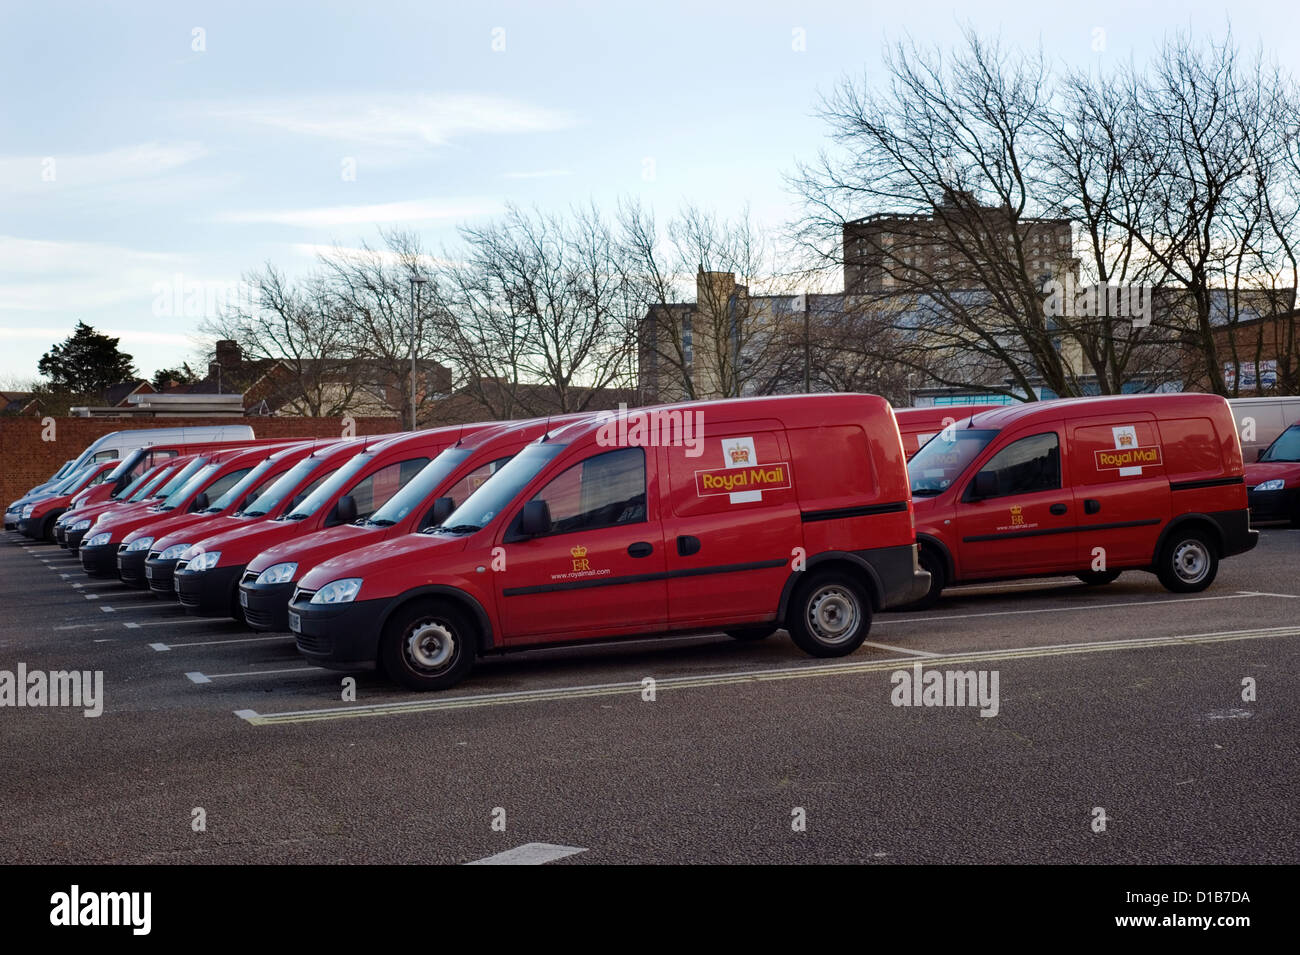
left=729, top=443, right=750, bottom=463
left=1009, top=505, right=1023, bottom=516
left=570, top=545, right=588, bottom=558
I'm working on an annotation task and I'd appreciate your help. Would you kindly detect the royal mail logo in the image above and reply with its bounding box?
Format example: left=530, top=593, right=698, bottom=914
left=570, top=544, right=589, bottom=572
left=1095, top=446, right=1163, bottom=470
left=696, top=463, right=792, bottom=496
left=1009, top=504, right=1025, bottom=526
left=728, top=443, right=751, bottom=464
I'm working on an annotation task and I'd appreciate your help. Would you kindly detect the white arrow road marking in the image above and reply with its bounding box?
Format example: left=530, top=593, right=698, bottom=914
left=862, top=641, right=939, bottom=658
left=466, top=843, right=587, bottom=865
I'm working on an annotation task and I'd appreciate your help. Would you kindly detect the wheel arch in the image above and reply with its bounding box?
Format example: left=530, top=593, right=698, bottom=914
left=379, top=585, right=496, bottom=657
left=777, top=551, right=882, bottom=623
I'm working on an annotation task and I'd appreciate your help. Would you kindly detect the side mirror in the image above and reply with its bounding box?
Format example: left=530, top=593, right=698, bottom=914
left=191, top=491, right=210, bottom=512
left=1256, top=447, right=1266, bottom=461
left=333, top=494, right=358, bottom=526
left=519, top=500, right=551, bottom=538
left=971, top=471, right=1000, bottom=500
left=430, top=496, right=454, bottom=526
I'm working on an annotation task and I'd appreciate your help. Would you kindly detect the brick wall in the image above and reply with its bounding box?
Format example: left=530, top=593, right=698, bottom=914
left=0, top=415, right=400, bottom=508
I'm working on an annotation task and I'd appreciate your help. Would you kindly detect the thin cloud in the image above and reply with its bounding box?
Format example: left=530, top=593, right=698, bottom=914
left=0, top=142, right=207, bottom=195
left=208, top=93, right=577, bottom=153
left=215, top=197, right=501, bottom=228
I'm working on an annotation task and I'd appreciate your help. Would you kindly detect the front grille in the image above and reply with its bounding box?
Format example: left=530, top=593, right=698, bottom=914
left=291, top=588, right=316, bottom=607
left=117, top=542, right=128, bottom=554
left=175, top=560, right=189, bottom=572
left=148, top=550, right=161, bottom=560
left=178, top=590, right=201, bottom=608
left=295, top=632, right=331, bottom=654
left=241, top=570, right=258, bottom=586
left=244, top=607, right=276, bottom=629
left=148, top=579, right=174, bottom=596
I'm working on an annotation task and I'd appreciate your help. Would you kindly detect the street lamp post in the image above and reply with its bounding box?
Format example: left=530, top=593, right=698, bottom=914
left=408, top=276, right=427, bottom=430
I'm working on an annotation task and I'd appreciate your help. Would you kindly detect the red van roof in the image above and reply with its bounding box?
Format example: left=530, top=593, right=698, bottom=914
left=962, top=393, right=1231, bottom=430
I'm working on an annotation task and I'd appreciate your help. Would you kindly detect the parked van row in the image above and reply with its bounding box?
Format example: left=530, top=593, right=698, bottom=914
left=7, top=393, right=1263, bottom=694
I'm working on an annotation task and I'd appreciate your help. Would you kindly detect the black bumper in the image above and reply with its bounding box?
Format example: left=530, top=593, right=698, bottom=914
left=176, top=564, right=245, bottom=617
left=80, top=543, right=118, bottom=577
left=67, top=527, right=88, bottom=552
left=55, top=523, right=68, bottom=547
left=239, top=575, right=297, bottom=631
left=291, top=591, right=390, bottom=669
left=1208, top=508, right=1259, bottom=558
left=1247, top=486, right=1300, bottom=524
left=116, top=547, right=150, bottom=588
left=856, top=542, right=931, bottom=609
left=144, top=555, right=181, bottom=599
left=3, top=511, right=17, bottom=531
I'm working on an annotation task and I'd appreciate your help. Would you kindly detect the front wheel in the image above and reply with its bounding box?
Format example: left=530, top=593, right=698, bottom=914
left=1155, top=529, right=1219, bottom=593
left=787, top=573, right=871, bottom=658
left=380, top=600, right=478, bottom=691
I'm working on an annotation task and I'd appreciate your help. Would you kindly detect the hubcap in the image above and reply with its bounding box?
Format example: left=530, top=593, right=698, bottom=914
left=807, top=586, right=859, bottom=645
left=1172, top=540, right=1209, bottom=584
left=406, top=620, right=456, bottom=671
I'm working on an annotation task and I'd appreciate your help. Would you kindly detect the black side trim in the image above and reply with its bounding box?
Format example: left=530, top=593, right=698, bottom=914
left=801, top=501, right=908, bottom=523
left=1170, top=476, right=1245, bottom=492
left=962, top=518, right=1161, bottom=543
left=502, top=559, right=787, bottom=597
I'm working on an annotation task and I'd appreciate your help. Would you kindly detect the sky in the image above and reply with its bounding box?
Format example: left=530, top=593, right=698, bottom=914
left=0, top=0, right=1288, bottom=384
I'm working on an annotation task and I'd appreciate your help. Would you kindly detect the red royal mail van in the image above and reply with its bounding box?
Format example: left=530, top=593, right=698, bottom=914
left=894, top=405, right=993, bottom=459
left=173, top=426, right=477, bottom=617
left=239, top=416, right=586, bottom=632
left=289, top=393, right=929, bottom=691
left=58, top=461, right=181, bottom=551
left=903, top=393, right=1257, bottom=607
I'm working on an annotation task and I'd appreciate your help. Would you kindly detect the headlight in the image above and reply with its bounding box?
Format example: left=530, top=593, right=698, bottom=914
left=127, top=536, right=154, bottom=551
left=22, top=505, right=34, bottom=518
left=86, top=532, right=112, bottom=547
left=70, top=519, right=91, bottom=532
left=187, top=551, right=222, bottom=572
left=1254, top=479, right=1285, bottom=491
left=311, top=578, right=362, bottom=604
left=158, top=543, right=191, bottom=561
left=256, top=562, right=298, bottom=585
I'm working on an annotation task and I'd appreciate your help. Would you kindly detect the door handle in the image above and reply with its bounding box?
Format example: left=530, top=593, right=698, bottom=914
left=676, top=535, right=701, bottom=557
left=1049, top=503, right=1068, bottom=516
left=627, top=541, right=653, bottom=558
left=1084, top=498, right=1101, bottom=515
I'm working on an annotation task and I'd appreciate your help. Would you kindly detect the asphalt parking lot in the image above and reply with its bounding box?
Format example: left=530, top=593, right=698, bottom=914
left=2, top=529, right=1298, bottom=864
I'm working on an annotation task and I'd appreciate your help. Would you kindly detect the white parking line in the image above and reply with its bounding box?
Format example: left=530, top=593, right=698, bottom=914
left=466, top=843, right=587, bottom=865
left=122, top=616, right=223, bottom=628
left=189, top=666, right=320, bottom=682
left=862, top=641, right=938, bottom=657
left=877, top=590, right=1271, bottom=625
left=153, top=635, right=286, bottom=651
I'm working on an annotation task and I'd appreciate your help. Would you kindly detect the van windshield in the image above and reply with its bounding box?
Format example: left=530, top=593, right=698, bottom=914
left=155, top=458, right=207, bottom=499
left=285, top=453, right=372, bottom=520
left=210, top=457, right=277, bottom=513
left=131, top=468, right=174, bottom=502
left=908, top=429, right=999, bottom=495
left=368, top=448, right=471, bottom=526
left=241, top=457, right=320, bottom=517
left=67, top=465, right=104, bottom=494
left=114, top=468, right=156, bottom=501
left=1261, top=425, right=1300, bottom=462
left=161, top=464, right=218, bottom=511
left=435, top=443, right=567, bottom=534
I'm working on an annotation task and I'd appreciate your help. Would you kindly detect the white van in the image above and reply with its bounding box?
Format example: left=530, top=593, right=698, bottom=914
left=1228, top=397, right=1300, bottom=462
left=64, top=426, right=255, bottom=473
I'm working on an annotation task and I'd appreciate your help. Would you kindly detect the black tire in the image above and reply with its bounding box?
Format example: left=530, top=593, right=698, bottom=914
left=39, top=514, right=58, bottom=543
left=786, top=572, right=872, bottom=657
left=380, top=599, right=478, bottom=691
left=726, top=625, right=778, bottom=641
left=1076, top=569, right=1122, bottom=585
left=1155, top=528, right=1219, bottom=593
left=895, top=547, right=945, bottom=611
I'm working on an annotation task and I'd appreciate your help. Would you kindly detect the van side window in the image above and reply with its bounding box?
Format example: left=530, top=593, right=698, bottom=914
left=531, top=448, right=646, bottom=535
left=970, top=432, right=1061, bottom=499
left=93, top=450, right=119, bottom=462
